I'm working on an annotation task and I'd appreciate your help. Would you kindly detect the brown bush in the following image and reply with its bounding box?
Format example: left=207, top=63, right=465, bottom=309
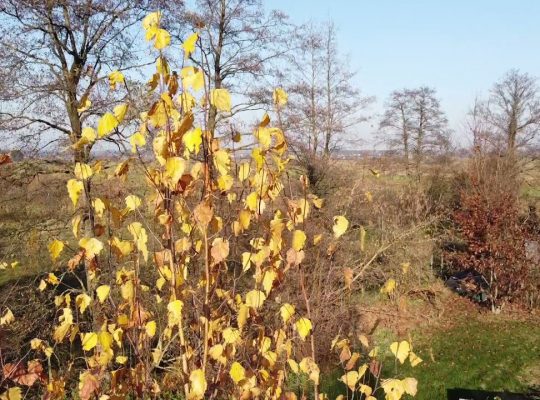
left=445, top=155, right=531, bottom=311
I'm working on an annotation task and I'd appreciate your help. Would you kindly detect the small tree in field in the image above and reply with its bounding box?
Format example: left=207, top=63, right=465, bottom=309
left=0, top=11, right=419, bottom=400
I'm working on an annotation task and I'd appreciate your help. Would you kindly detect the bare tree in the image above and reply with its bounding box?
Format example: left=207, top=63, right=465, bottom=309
left=484, top=69, right=540, bottom=155
left=282, top=21, right=372, bottom=158
left=166, top=0, right=290, bottom=136
left=380, top=87, right=449, bottom=173
left=0, top=0, right=162, bottom=161
left=379, top=89, right=415, bottom=172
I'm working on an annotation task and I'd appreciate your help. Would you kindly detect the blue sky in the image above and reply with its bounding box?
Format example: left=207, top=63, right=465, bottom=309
left=271, top=0, right=540, bottom=144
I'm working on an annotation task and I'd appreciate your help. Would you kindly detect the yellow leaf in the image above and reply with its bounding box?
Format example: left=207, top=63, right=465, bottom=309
left=238, top=162, right=250, bottom=182
left=409, top=351, right=423, bottom=367
left=96, top=285, right=110, bottom=303
left=189, top=369, right=207, bottom=399
left=380, top=278, right=397, bottom=295
left=280, top=303, right=295, bottom=324
left=125, top=195, right=141, bottom=212
left=76, top=293, right=91, bottom=314
left=222, top=327, right=240, bottom=344
left=213, top=149, right=230, bottom=176
left=47, top=272, right=60, bottom=285
left=142, top=12, right=161, bottom=31
left=153, top=28, right=171, bottom=50
left=81, top=332, right=98, bottom=351
left=0, top=387, right=21, bottom=400
left=229, top=362, right=245, bottom=384
left=165, top=157, right=186, bottom=186
left=128, top=222, right=149, bottom=261
left=113, top=103, right=128, bottom=123
left=245, top=290, right=266, bottom=309
left=93, top=198, right=106, bottom=218
left=0, top=308, right=14, bottom=326
left=295, top=318, right=312, bottom=340
left=401, top=377, right=418, bottom=396
left=182, top=32, right=199, bottom=58
left=360, top=226, right=367, bottom=251
left=181, top=68, right=204, bottom=92
left=217, top=174, right=234, bottom=191
left=358, top=334, right=369, bottom=349
left=67, top=179, right=84, bottom=206
left=273, top=87, right=288, bottom=107
left=116, top=355, right=128, bottom=365
left=74, top=162, right=93, bottom=180
left=38, top=280, right=47, bottom=291
left=120, top=280, right=134, bottom=301
left=109, top=70, right=125, bottom=90
left=77, top=97, right=92, bottom=113
left=183, top=128, right=202, bottom=154
left=79, top=237, right=103, bottom=258
left=48, top=239, right=64, bottom=261
left=262, top=269, right=276, bottom=295
left=340, top=371, right=359, bottom=391
left=333, top=215, right=349, bottom=238
left=130, top=132, right=146, bottom=153
left=287, top=359, right=299, bottom=373
left=292, top=230, right=306, bottom=251
left=167, top=300, right=183, bottom=326
left=390, top=341, right=410, bottom=364
left=145, top=320, right=157, bottom=337
left=381, top=379, right=405, bottom=399
left=211, top=88, right=231, bottom=112
left=97, top=113, right=119, bottom=137
left=81, top=127, right=97, bottom=143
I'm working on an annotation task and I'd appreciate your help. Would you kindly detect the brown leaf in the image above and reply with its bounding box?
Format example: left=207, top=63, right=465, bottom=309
left=0, top=154, right=12, bottom=165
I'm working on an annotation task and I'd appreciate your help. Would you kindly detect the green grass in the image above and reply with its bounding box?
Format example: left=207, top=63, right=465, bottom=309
left=404, top=318, right=540, bottom=399
left=322, top=317, right=540, bottom=399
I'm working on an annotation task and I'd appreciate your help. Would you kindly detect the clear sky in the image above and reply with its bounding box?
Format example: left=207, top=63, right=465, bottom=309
left=271, top=0, right=540, bottom=145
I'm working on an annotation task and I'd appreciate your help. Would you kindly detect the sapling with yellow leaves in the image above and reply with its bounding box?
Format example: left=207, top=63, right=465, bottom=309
left=1, top=11, right=419, bottom=400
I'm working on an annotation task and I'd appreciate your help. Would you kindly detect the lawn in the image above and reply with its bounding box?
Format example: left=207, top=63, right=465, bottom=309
left=321, top=316, right=540, bottom=399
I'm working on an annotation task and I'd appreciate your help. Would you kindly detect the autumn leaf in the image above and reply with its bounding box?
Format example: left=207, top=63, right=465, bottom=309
left=0, top=308, right=14, bottom=326
left=245, top=290, right=266, bottom=309
left=333, top=215, right=349, bottom=238
left=182, top=32, right=199, bottom=58
left=273, top=87, right=288, bottom=107
left=211, top=88, right=231, bottom=112
left=109, top=70, right=125, bottom=90
left=380, top=278, right=397, bottom=295
left=292, top=229, right=307, bottom=251
left=97, top=112, right=119, bottom=137
left=81, top=332, right=98, bottom=351
left=79, top=237, right=103, bottom=258
left=211, top=238, right=229, bottom=264
left=167, top=300, right=183, bottom=326
left=48, top=239, right=64, bottom=262
left=96, top=285, right=110, bottom=303
left=390, top=341, right=410, bottom=364
left=189, top=369, right=207, bottom=399
left=229, top=362, right=245, bottom=384
left=295, top=318, right=312, bottom=340
left=145, top=320, right=156, bottom=337
left=280, top=303, right=295, bottom=324
left=74, top=162, right=93, bottom=180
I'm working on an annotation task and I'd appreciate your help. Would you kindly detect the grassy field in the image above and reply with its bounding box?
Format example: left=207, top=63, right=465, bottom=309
left=319, top=313, right=540, bottom=399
